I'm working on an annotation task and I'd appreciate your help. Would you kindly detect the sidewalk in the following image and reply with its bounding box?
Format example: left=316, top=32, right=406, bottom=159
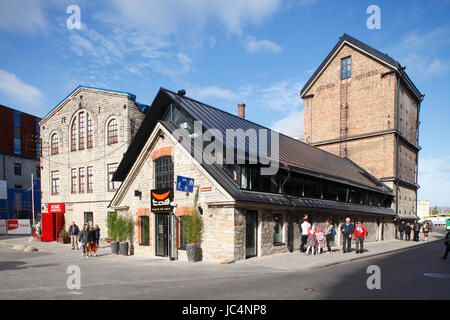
left=238, top=231, right=446, bottom=271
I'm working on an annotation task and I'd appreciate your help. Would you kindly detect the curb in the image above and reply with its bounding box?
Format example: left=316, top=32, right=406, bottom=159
left=317, top=237, right=443, bottom=270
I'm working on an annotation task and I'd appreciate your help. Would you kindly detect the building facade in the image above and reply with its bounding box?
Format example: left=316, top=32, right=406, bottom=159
left=0, top=105, right=41, bottom=220
left=417, top=200, right=430, bottom=219
left=39, top=86, right=147, bottom=233
left=301, top=34, right=423, bottom=221
left=110, top=88, right=396, bottom=262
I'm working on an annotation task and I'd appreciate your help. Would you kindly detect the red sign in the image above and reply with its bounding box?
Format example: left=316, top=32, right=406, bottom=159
left=7, top=220, right=18, bottom=231
left=48, top=203, right=65, bottom=214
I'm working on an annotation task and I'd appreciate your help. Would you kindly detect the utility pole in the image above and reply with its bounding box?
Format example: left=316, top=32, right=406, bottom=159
left=31, top=173, right=35, bottom=228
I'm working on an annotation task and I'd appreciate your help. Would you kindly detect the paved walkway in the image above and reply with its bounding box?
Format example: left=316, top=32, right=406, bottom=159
left=0, top=230, right=446, bottom=272
left=238, top=231, right=446, bottom=271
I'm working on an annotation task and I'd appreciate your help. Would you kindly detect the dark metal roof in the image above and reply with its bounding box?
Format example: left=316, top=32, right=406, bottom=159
left=300, top=33, right=423, bottom=99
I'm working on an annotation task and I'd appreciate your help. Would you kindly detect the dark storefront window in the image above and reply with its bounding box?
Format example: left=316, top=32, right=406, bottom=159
left=14, top=163, right=22, bottom=176
left=273, top=214, right=284, bottom=244
left=140, top=216, right=149, bottom=246
left=155, top=156, right=174, bottom=189
left=179, top=216, right=186, bottom=249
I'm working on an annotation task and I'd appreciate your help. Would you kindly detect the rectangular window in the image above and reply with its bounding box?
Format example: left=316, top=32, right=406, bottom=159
left=87, top=166, right=93, bottom=192
left=71, top=169, right=77, bottom=193
left=14, top=163, right=22, bottom=176
left=51, top=171, right=59, bottom=195
left=71, top=118, right=77, bottom=151
left=13, top=111, right=21, bottom=155
left=79, top=167, right=85, bottom=193
left=87, top=113, right=93, bottom=149
left=140, top=216, right=150, bottom=246
left=79, top=112, right=85, bottom=150
left=304, top=178, right=322, bottom=199
left=107, top=163, right=120, bottom=191
left=341, top=56, right=351, bottom=80
left=273, top=214, right=284, bottom=244
left=155, top=157, right=174, bottom=189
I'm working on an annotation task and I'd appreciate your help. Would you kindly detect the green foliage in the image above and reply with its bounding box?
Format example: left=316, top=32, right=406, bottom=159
left=116, top=215, right=134, bottom=242
left=432, top=206, right=439, bottom=215
left=107, top=211, right=118, bottom=240
left=182, top=207, right=203, bottom=244
left=59, top=228, right=68, bottom=238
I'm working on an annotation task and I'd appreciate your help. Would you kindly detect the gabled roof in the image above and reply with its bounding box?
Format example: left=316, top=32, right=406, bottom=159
left=300, top=33, right=423, bottom=100
left=114, top=88, right=393, bottom=195
left=40, top=85, right=149, bottom=125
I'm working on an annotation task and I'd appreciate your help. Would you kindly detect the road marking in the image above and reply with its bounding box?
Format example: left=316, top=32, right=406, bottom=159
left=424, top=273, right=450, bottom=279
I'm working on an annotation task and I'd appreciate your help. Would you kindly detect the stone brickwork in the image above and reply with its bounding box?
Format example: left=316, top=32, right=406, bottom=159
left=302, top=41, right=420, bottom=220
left=39, top=87, right=145, bottom=235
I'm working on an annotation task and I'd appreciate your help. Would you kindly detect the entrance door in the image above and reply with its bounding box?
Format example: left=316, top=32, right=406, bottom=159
left=84, top=212, right=93, bottom=227
left=155, top=213, right=168, bottom=257
left=245, top=210, right=258, bottom=258
left=140, top=216, right=149, bottom=246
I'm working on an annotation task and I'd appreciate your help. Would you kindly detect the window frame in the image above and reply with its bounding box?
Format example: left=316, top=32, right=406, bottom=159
left=154, top=156, right=174, bottom=190
left=14, top=163, right=22, bottom=176
left=341, top=56, right=352, bottom=80
left=51, top=171, right=59, bottom=195
left=71, top=168, right=77, bottom=194
left=79, top=167, right=85, bottom=193
left=78, top=112, right=85, bottom=150
left=273, top=213, right=284, bottom=245
left=51, top=133, right=59, bottom=155
left=71, top=118, right=77, bottom=151
left=107, top=163, right=119, bottom=192
left=87, top=166, right=93, bottom=193
left=107, top=119, right=118, bottom=145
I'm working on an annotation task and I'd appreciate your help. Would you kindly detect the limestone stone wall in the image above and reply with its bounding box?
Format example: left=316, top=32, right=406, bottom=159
left=40, top=87, right=145, bottom=234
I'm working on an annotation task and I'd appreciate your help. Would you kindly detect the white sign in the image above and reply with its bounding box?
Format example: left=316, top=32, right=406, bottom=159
left=0, top=180, right=7, bottom=200
left=0, top=220, right=6, bottom=234
left=7, top=219, right=31, bottom=235
left=200, top=186, right=215, bottom=196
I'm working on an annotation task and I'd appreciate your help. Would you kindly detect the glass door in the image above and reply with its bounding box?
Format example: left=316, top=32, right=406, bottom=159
left=140, top=216, right=149, bottom=246
left=84, top=212, right=93, bottom=227
left=245, top=210, right=258, bottom=258
left=155, top=213, right=168, bottom=257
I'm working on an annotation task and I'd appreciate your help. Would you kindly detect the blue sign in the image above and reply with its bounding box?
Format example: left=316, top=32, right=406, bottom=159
left=176, top=176, right=194, bottom=193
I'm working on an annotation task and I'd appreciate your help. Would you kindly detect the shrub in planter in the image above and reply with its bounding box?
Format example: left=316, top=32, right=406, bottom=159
left=117, top=215, right=134, bottom=256
left=107, top=211, right=119, bottom=254
left=57, top=229, right=70, bottom=244
left=182, top=206, right=203, bottom=262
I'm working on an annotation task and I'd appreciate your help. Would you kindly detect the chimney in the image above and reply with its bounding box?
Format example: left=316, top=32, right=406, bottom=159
left=238, top=103, right=246, bottom=119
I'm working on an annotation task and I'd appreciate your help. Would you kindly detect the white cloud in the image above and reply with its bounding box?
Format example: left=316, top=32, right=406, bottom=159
left=418, top=156, right=450, bottom=206
left=0, top=69, right=43, bottom=108
left=0, top=0, right=47, bottom=34
left=271, top=109, right=304, bottom=140
left=188, top=86, right=241, bottom=101
left=109, top=0, right=283, bottom=36
left=245, top=36, right=282, bottom=54
left=259, top=80, right=303, bottom=111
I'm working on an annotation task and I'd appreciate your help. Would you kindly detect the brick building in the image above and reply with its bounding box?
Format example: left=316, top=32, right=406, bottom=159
left=300, top=34, right=423, bottom=221
left=109, top=88, right=396, bottom=262
left=0, top=105, right=41, bottom=220
left=39, top=86, right=147, bottom=233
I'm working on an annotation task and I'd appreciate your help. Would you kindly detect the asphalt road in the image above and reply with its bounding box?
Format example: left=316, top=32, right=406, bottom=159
left=0, top=238, right=448, bottom=300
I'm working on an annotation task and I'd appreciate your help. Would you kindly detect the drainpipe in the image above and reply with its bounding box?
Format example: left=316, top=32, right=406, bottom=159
left=280, top=164, right=297, bottom=252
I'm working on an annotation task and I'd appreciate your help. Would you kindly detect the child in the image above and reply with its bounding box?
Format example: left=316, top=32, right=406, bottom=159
left=305, top=229, right=318, bottom=255
left=315, top=228, right=325, bottom=254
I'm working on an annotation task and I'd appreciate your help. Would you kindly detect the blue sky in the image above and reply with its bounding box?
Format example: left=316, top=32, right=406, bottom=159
left=0, top=0, right=449, bottom=206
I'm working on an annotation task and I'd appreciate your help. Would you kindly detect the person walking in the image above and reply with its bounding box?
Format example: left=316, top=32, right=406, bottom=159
left=341, top=218, right=354, bottom=253
left=68, top=221, right=80, bottom=250
left=305, top=229, right=318, bottom=256
left=441, top=231, right=450, bottom=260
left=353, top=220, right=368, bottom=254
left=78, top=224, right=91, bottom=259
left=300, top=214, right=311, bottom=253
left=88, top=226, right=98, bottom=257
left=405, top=222, right=412, bottom=241
left=413, top=220, right=421, bottom=241
left=422, top=223, right=429, bottom=242
left=323, top=220, right=335, bottom=254
left=315, top=228, right=324, bottom=254
left=94, top=224, right=101, bottom=248
left=398, top=221, right=406, bottom=240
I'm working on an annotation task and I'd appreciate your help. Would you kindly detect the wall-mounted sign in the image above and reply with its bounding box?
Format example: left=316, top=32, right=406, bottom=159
left=176, top=176, right=194, bottom=193
left=7, top=219, right=31, bottom=234
left=151, top=188, right=174, bottom=212
left=48, top=203, right=65, bottom=214
left=0, top=180, right=7, bottom=200
left=200, top=186, right=215, bottom=196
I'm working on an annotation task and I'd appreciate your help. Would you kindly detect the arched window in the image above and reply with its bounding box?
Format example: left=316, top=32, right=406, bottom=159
left=107, top=119, right=118, bottom=145
left=87, top=113, right=93, bottom=149
left=51, top=133, right=59, bottom=155
left=78, top=112, right=85, bottom=150
left=71, top=118, right=77, bottom=151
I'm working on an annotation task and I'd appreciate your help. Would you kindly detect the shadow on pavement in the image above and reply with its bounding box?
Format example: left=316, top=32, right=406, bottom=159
left=0, top=261, right=58, bottom=271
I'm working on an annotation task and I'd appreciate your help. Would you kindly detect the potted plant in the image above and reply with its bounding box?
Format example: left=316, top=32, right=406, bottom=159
left=57, top=228, right=70, bottom=244
left=107, top=211, right=119, bottom=254
left=182, top=206, right=203, bottom=262
left=118, top=215, right=134, bottom=256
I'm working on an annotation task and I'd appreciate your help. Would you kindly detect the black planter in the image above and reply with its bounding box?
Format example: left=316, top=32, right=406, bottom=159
left=110, top=241, right=119, bottom=254
left=119, top=242, right=129, bottom=256
left=186, top=243, right=199, bottom=262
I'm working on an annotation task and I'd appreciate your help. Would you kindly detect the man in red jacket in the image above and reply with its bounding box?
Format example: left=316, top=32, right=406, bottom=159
left=353, top=219, right=368, bottom=254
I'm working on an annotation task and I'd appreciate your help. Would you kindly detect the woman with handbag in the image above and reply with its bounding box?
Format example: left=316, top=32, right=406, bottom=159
left=324, top=220, right=335, bottom=254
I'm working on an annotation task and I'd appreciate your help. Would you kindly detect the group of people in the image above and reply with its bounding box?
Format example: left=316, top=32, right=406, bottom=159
left=396, top=220, right=431, bottom=242
left=300, top=215, right=368, bottom=255
left=68, top=222, right=100, bottom=259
